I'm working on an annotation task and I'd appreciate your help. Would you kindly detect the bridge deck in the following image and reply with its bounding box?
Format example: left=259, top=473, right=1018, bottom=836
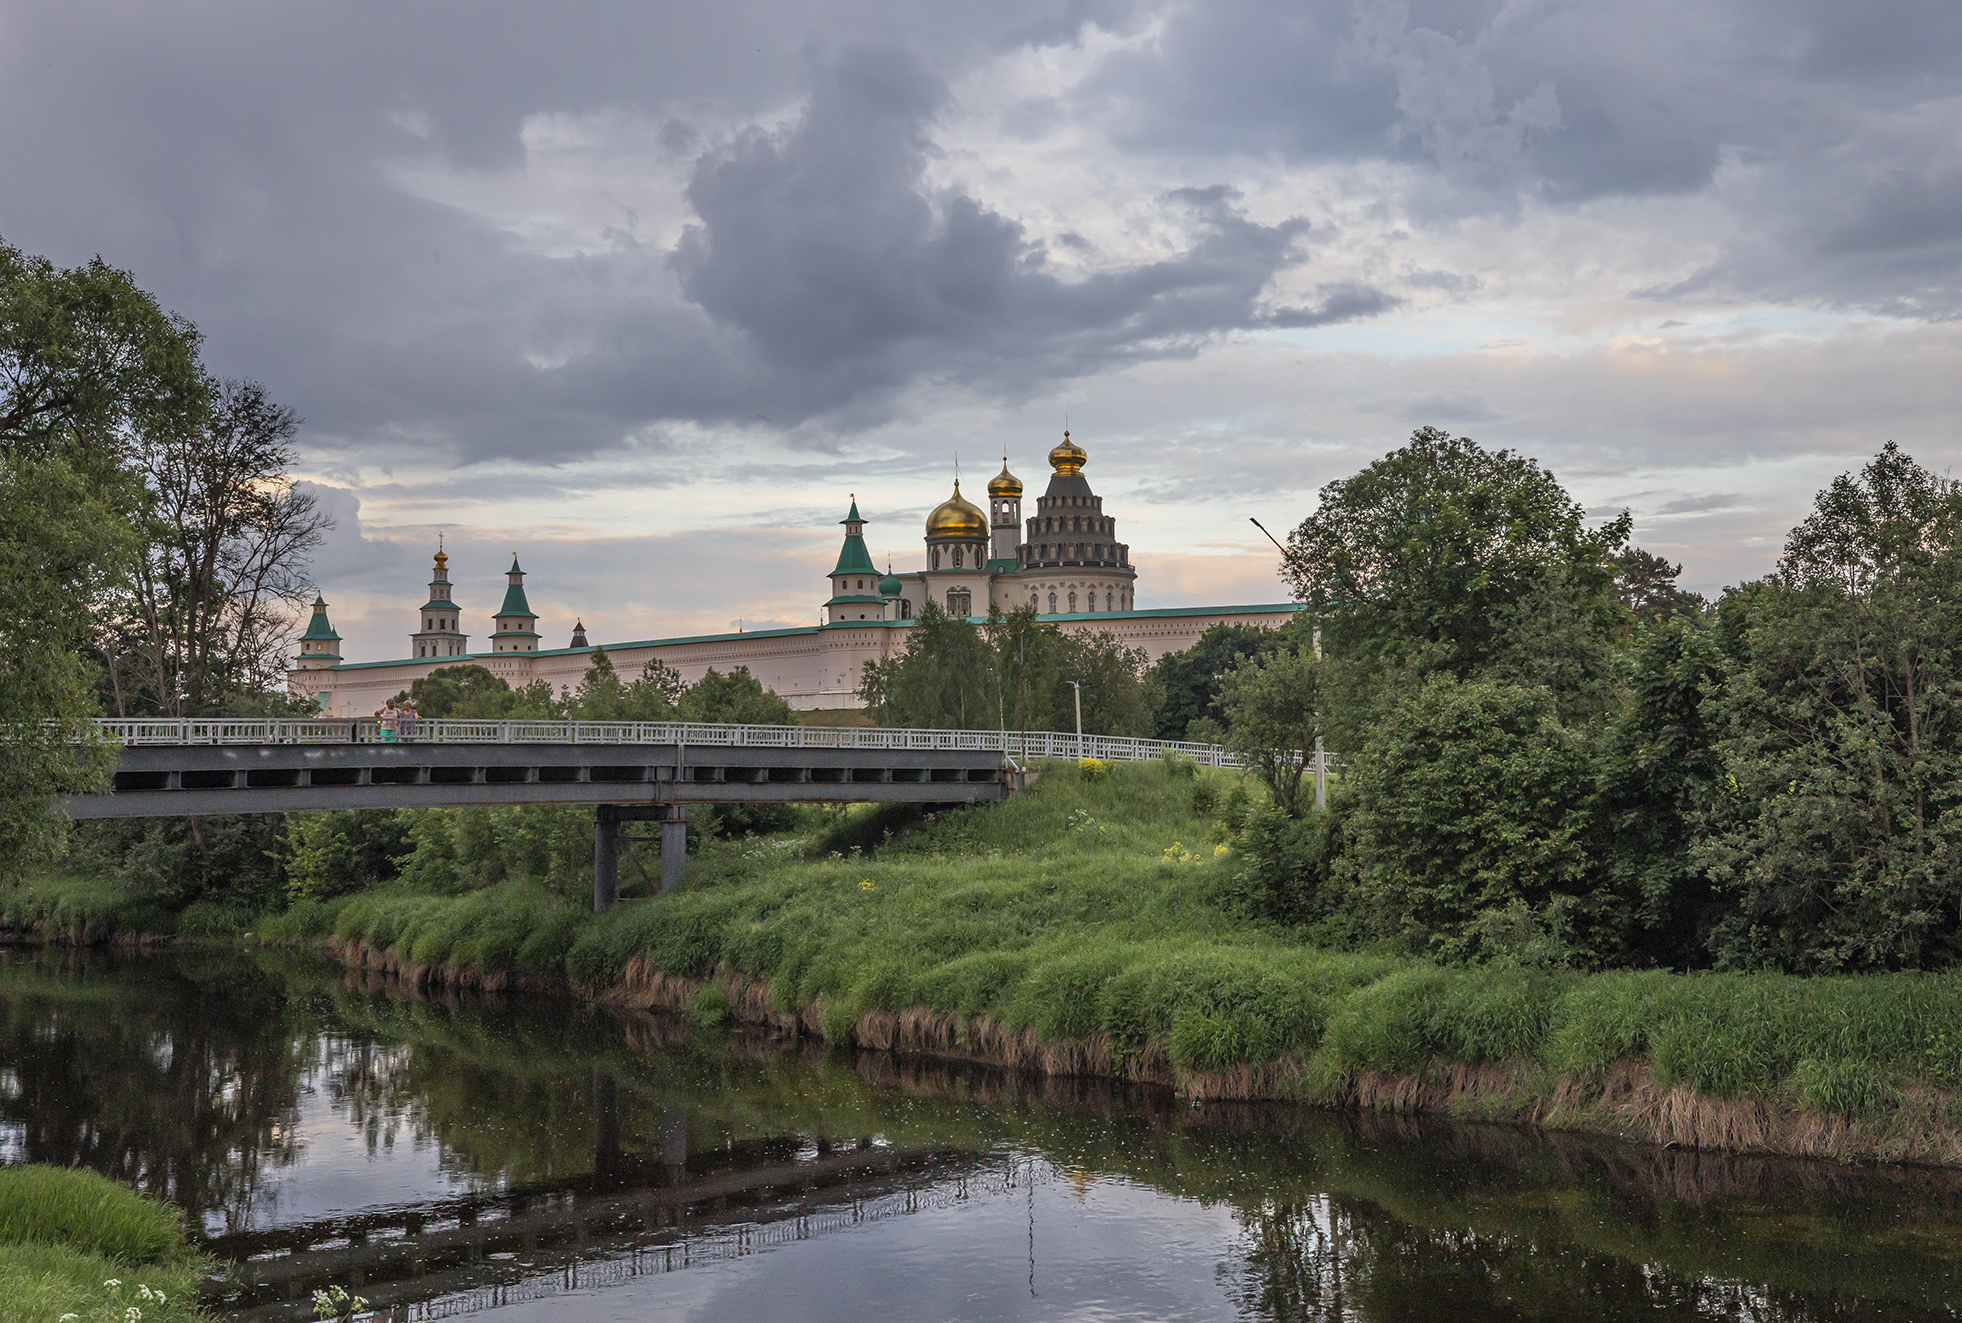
left=76, top=741, right=1006, bottom=818
left=59, top=719, right=1294, bottom=908
left=64, top=718, right=1249, bottom=820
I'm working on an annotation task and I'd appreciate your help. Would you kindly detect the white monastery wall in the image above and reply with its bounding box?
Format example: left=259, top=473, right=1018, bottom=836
left=295, top=605, right=1300, bottom=718
left=290, top=431, right=1299, bottom=719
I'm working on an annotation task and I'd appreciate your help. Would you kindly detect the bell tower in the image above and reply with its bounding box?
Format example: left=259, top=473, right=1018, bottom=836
left=410, top=537, right=469, bottom=659
left=987, top=456, right=1022, bottom=563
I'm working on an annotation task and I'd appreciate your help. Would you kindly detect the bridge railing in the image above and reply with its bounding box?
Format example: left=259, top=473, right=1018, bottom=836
left=88, top=718, right=1339, bottom=772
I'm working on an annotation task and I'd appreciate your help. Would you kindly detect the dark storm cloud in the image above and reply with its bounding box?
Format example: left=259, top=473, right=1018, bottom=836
left=1093, top=0, right=1962, bottom=305
left=669, top=48, right=1349, bottom=413
left=1825, top=172, right=1962, bottom=258
left=2, top=0, right=1959, bottom=480
left=1262, top=283, right=1404, bottom=328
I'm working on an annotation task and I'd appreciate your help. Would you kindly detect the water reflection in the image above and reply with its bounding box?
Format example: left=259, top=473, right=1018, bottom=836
left=4, top=947, right=1962, bottom=1321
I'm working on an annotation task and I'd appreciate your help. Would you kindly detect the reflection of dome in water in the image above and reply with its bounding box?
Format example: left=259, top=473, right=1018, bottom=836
left=1048, top=430, right=1086, bottom=475
left=987, top=460, right=1022, bottom=498
left=925, top=481, right=987, bottom=538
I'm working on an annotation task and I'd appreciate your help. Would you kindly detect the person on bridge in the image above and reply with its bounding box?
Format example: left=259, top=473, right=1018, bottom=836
left=400, top=699, right=421, bottom=743
left=377, top=699, right=401, bottom=743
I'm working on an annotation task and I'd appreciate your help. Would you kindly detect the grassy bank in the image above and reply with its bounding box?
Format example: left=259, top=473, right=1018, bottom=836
left=1, top=874, right=254, bottom=944
left=248, top=758, right=1962, bottom=1163
left=0, top=1166, right=209, bottom=1323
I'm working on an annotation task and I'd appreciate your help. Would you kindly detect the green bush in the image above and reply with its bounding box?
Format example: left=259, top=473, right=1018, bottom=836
left=1342, top=675, right=1606, bottom=963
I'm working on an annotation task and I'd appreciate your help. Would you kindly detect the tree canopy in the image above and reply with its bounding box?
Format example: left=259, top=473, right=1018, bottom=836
left=1, top=236, right=323, bottom=881
left=860, top=602, right=1150, bottom=736
left=1283, top=426, right=1630, bottom=676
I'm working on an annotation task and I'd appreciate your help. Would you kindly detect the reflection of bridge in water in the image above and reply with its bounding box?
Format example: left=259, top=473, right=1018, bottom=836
left=202, top=1073, right=1005, bottom=1321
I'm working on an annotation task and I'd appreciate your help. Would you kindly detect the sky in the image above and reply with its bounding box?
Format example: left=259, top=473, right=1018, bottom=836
left=3, top=0, right=1959, bottom=661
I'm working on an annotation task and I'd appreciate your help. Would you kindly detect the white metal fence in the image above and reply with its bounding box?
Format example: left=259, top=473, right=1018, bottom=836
left=89, top=717, right=1321, bottom=772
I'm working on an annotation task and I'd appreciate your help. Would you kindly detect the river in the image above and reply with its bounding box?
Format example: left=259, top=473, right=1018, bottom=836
left=3, top=946, right=1960, bottom=1321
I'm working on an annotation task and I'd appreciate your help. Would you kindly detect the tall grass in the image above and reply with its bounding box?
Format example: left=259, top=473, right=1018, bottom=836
left=0, top=872, right=175, bottom=938
left=331, top=879, right=585, bottom=981
left=0, top=1166, right=207, bottom=1322
left=273, top=759, right=1962, bottom=1120
left=0, top=1166, right=182, bottom=1261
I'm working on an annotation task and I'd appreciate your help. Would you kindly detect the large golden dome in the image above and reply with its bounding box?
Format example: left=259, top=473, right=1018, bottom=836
left=1048, top=430, right=1086, bottom=475
left=926, top=480, right=987, bottom=538
left=987, top=459, right=1022, bottom=498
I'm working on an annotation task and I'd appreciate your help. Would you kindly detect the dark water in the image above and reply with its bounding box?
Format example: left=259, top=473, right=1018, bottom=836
left=4, top=949, right=1962, bottom=1321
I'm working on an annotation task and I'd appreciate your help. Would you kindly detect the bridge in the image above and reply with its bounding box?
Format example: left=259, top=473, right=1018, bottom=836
left=67, top=718, right=1250, bottom=907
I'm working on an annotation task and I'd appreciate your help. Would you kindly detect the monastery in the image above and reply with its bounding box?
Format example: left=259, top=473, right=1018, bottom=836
left=289, top=433, right=1298, bottom=716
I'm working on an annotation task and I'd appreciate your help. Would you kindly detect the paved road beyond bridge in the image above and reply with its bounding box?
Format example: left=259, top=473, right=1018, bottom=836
left=67, top=718, right=1250, bottom=908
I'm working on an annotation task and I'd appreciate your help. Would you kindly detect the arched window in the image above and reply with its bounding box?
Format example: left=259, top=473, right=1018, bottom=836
left=1068, top=591, right=1077, bottom=612
left=952, top=545, right=963, bottom=568
left=900, top=599, right=913, bottom=620
left=947, top=588, right=971, bottom=616
left=1106, top=591, right=1113, bottom=611
left=1048, top=591, right=1057, bottom=612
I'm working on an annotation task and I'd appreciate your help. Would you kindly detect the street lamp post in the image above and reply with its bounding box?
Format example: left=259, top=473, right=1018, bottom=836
left=1067, top=680, right=1083, bottom=759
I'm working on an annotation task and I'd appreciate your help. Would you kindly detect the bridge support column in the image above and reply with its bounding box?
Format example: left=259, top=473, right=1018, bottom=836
left=593, top=809, right=619, bottom=912
left=660, top=805, right=687, bottom=891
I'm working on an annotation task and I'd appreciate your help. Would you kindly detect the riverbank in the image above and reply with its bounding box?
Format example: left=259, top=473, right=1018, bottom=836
left=230, top=758, right=1962, bottom=1168
left=22, top=759, right=1962, bottom=1166
left=0, top=1166, right=210, bottom=1323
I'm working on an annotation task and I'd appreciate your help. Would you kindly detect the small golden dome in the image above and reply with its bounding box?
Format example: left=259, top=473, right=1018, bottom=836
left=987, top=459, right=1022, bottom=498
left=1048, top=429, right=1086, bottom=475
left=925, top=480, right=988, bottom=538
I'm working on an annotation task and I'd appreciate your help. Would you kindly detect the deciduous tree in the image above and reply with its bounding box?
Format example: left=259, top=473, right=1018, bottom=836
left=123, top=378, right=329, bottom=715
left=1283, top=426, right=1629, bottom=681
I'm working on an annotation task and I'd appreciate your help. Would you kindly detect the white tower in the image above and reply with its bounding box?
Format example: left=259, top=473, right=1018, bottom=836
left=295, top=595, right=342, bottom=670
left=410, top=537, right=470, bottom=659
left=490, top=555, right=541, bottom=653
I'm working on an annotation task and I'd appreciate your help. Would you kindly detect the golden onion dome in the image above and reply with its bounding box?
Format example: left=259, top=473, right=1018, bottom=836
left=1048, top=429, right=1087, bottom=475
left=987, top=459, right=1022, bottom=498
left=925, top=480, right=988, bottom=538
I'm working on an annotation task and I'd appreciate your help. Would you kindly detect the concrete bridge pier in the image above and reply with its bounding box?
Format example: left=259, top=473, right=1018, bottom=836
left=660, top=805, right=687, bottom=891
left=593, top=815, right=619, bottom=912
left=594, top=804, right=691, bottom=911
